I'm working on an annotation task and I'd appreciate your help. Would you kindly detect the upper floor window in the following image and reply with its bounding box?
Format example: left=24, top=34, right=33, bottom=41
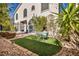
left=31, top=5, right=35, bottom=11
left=16, top=13, right=18, bottom=20
left=41, top=3, right=49, bottom=11
left=23, top=9, right=27, bottom=17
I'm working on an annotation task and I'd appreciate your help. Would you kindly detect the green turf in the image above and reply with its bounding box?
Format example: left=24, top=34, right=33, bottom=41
left=14, top=35, right=62, bottom=56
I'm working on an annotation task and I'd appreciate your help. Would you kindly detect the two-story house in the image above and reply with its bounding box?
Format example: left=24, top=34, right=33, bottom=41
left=14, top=3, right=59, bottom=33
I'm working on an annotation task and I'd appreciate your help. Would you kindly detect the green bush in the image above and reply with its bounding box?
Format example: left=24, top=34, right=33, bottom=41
left=31, top=16, right=47, bottom=32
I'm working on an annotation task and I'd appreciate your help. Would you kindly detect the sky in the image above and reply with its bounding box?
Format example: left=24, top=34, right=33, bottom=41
left=59, top=3, right=68, bottom=12
left=7, top=3, right=68, bottom=19
left=8, top=3, right=19, bottom=18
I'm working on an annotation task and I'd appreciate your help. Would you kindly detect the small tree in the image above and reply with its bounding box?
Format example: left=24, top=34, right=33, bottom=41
left=31, top=16, right=47, bottom=32
left=0, top=3, right=15, bottom=31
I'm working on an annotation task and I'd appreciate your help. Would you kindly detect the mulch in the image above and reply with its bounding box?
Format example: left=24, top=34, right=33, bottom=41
left=56, top=47, right=79, bottom=56
left=0, top=38, right=37, bottom=56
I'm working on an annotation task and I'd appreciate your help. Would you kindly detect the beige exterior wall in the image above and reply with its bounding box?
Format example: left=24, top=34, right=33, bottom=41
left=14, top=3, right=59, bottom=33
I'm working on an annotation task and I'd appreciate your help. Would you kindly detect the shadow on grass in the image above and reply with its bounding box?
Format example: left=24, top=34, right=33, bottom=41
left=14, top=38, right=62, bottom=56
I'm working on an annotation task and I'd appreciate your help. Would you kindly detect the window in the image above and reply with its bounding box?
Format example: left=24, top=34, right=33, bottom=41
left=41, top=3, right=49, bottom=11
left=16, top=13, right=18, bottom=20
left=31, top=5, right=35, bottom=11
left=23, top=9, right=27, bottom=17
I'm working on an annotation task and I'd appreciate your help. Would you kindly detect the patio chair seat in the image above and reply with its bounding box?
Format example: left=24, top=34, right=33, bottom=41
left=37, top=31, right=48, bottom=39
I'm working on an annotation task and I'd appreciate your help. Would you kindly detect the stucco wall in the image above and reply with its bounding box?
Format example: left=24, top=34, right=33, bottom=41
left=14, top=3, right=59, bottom=33
left=14, top=3, right=58, bottom=23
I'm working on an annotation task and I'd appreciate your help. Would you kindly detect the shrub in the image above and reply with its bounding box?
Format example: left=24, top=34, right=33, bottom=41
left=0, top=32, right=16, bottom=39
left=31, top=16, right=47, bottom=32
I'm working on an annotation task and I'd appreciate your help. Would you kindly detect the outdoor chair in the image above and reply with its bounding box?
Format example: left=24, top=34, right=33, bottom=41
left=36, top=31, right=48, bottom=40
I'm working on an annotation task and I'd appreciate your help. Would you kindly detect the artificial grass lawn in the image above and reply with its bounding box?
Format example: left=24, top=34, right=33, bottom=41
left=14, top=35, right=62, bottom=56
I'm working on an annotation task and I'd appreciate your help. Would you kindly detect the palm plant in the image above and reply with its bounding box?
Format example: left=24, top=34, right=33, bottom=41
left=53, top=3, right=79, bottom=43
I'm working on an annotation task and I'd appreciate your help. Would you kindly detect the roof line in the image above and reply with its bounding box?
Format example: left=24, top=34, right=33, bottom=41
left=14, top=3, right=22, bottom=16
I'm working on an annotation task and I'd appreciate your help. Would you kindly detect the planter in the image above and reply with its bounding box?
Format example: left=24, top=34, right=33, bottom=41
left=0, top=32, right=16, bottom=39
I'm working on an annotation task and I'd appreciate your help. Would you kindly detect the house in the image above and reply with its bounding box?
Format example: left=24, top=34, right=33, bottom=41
left=14, top=3, right=59, bottom=33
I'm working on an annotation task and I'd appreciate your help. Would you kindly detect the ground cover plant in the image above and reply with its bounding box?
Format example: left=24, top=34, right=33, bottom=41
left=14, top=35, right=61, bottom=56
